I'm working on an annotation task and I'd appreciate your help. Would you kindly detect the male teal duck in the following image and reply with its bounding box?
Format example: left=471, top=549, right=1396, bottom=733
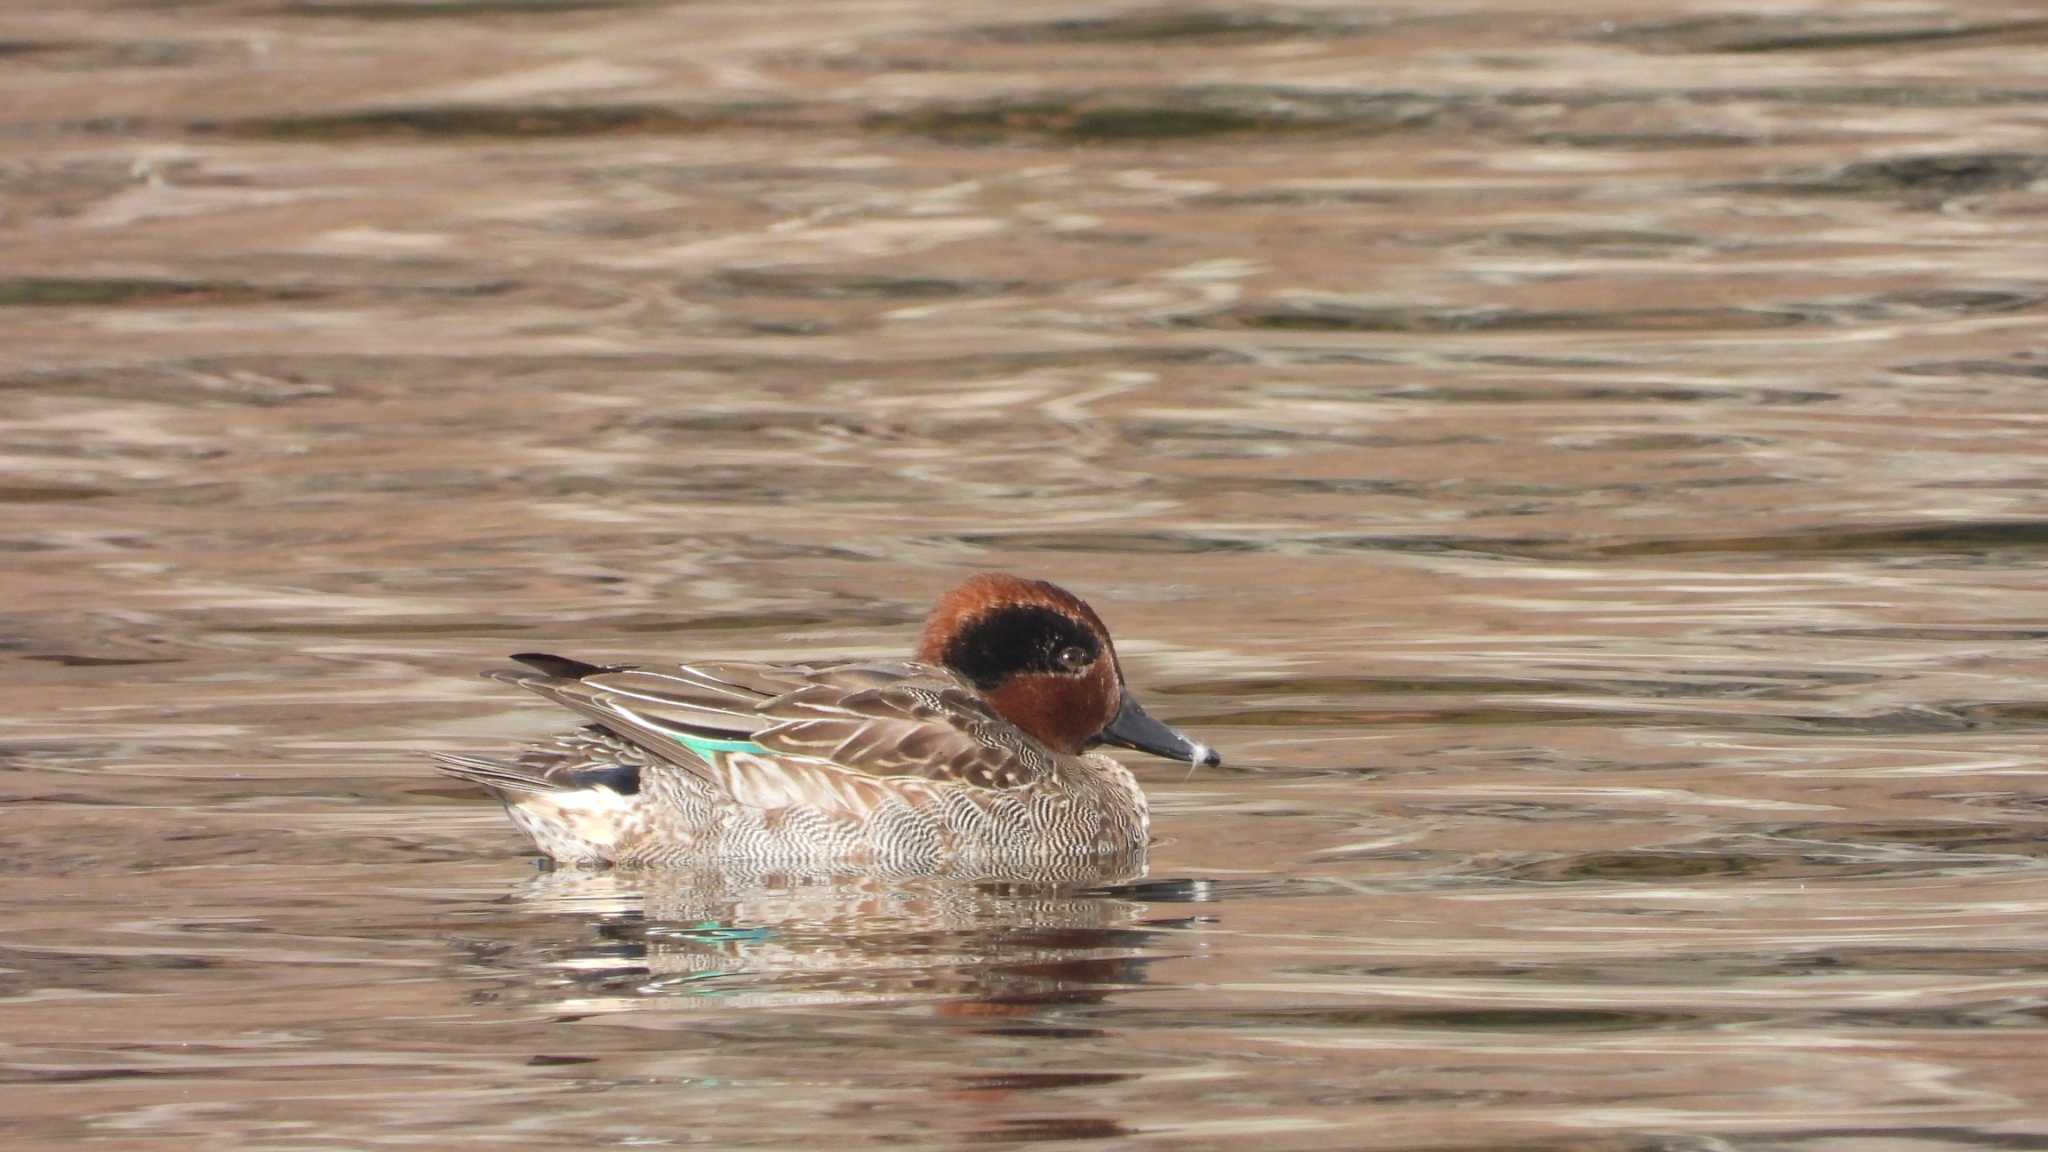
left=432, top=573, right=1221, bottom=869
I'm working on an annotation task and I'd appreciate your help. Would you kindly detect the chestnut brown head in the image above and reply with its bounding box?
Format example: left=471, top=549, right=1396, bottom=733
left=917, top=573, right=1219, bottom=767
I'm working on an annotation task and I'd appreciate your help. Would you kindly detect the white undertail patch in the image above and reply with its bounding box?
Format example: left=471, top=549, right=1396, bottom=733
left=514, top=787, right=635, bottom=848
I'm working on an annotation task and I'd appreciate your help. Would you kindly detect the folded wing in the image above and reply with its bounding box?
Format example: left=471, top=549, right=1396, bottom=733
left=494, top=654, right=1059, bottom=805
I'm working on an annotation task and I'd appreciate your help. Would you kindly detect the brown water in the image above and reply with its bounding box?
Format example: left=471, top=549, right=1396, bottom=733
left=6, top=0, right=2048, bottom=1147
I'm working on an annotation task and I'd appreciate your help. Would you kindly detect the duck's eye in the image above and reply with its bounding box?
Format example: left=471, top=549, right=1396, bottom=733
left=1055, top=644, right=1092, bottom=671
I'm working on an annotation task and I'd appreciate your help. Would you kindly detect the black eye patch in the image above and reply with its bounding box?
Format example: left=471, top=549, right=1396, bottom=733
left=941, top=604, right=1102, bottom=690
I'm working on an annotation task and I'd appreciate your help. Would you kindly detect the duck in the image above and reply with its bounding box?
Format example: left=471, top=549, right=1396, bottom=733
left=432, top=573, right=1221, bottom=869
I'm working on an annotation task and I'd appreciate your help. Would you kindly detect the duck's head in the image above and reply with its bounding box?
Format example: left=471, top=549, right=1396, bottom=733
left=917, top=573, right=1222, bottom=768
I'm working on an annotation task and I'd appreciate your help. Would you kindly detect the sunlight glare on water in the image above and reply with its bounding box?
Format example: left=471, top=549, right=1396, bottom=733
left=2, top=0, right=2047, bottom=1148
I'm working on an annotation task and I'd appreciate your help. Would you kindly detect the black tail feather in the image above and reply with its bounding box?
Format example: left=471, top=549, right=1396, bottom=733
left=510, top=652, right=618, bottom=679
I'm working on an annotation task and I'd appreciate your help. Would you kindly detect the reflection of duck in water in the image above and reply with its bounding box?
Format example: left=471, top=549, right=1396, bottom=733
left=490, top=862, right=1195, bottom=1012
left=433, top=574, right=1220, bottom=869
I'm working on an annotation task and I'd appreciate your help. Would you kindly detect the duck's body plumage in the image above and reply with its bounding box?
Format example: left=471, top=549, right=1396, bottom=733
left=434, top=655, right=1150, bottom=868
left=432, top=574, right=1216, bottom=870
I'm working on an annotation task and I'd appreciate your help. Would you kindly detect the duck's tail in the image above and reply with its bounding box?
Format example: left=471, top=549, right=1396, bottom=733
left=430, top=752, right=556, bottom=797
left=431, top=751, right=634, bottom=866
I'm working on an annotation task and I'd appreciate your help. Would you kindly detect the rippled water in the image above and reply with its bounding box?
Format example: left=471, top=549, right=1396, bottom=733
left=5, top=0, right=2048, bottom=1147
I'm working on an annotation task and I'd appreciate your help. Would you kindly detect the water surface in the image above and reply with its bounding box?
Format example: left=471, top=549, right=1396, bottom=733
left=4, top=1, right=2047, bottom=1148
